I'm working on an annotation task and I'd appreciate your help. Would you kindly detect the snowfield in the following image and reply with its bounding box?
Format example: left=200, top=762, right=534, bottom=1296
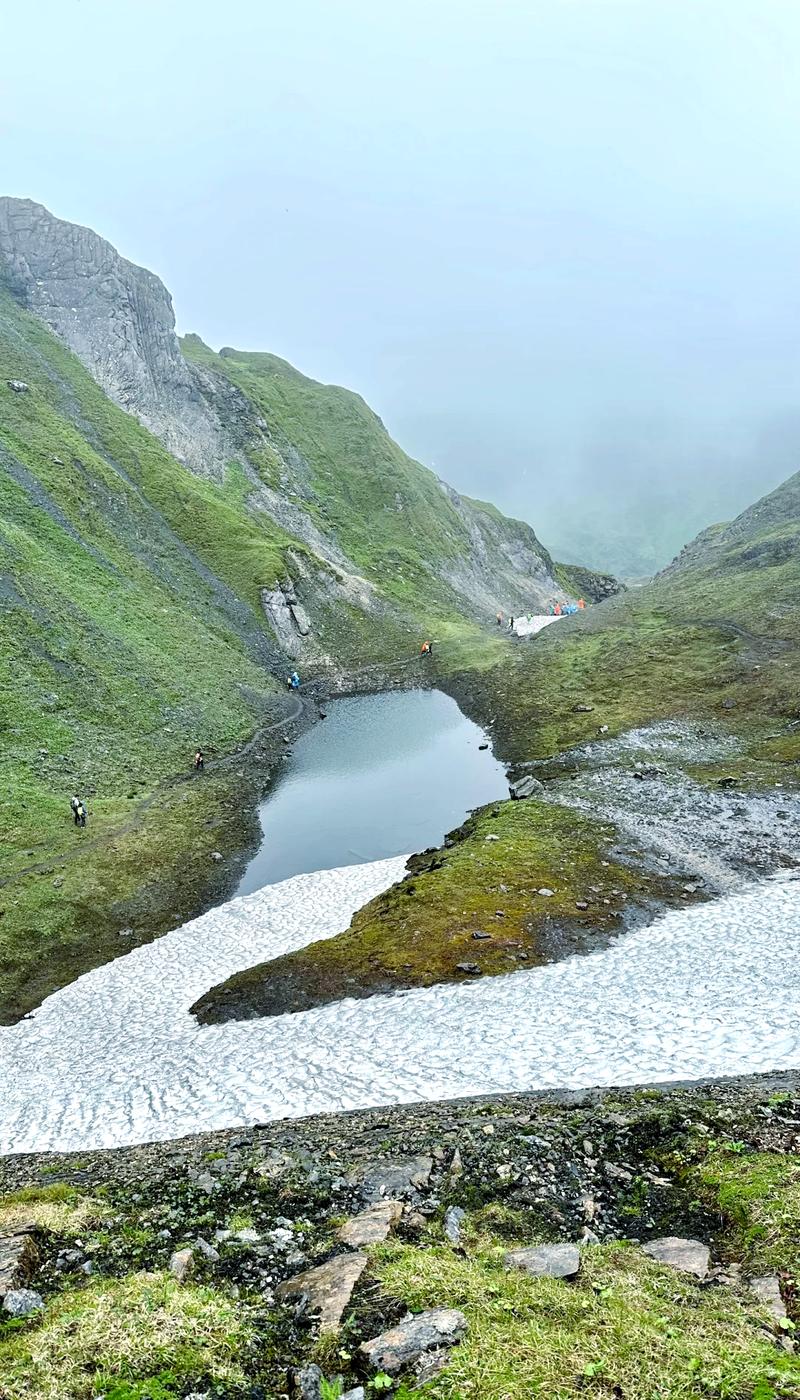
left=2, top=856, right=799, bottom=1155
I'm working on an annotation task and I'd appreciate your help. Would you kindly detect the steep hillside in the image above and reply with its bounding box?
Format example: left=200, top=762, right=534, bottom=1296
left=0, top=196, right=602, bottom=1020
left=0, top=197, right=574, bottom=642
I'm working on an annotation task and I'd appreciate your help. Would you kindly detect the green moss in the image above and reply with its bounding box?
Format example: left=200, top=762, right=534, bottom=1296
left=375, top=1232, right=800, bottom=1399
left=192, top=796, right=689, bottom=1021
left=692, top=1149, right=800, bottom=1277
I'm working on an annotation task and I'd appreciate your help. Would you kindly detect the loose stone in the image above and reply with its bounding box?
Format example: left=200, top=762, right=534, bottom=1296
left=504, top=1242, right=581, bottom=1279
left=360, top=1307, right=468, bottom=1374
left=641, top=1237, right=710, bottom=1278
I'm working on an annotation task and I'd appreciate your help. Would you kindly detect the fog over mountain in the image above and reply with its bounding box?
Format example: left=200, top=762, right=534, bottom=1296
left=3, top=0, right=800, bottom=574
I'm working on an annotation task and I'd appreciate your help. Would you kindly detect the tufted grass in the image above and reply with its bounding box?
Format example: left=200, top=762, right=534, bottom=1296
left=0, top=1272, right=249, bottom=1399
left=378, top=1232, right=800, bottom=1399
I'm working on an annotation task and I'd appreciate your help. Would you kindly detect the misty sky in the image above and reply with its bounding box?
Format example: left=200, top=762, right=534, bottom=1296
left=3, top=0, right=800, bottom=571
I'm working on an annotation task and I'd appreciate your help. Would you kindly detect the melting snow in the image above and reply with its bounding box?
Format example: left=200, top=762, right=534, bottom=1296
left=1, top=858, right=799, bottom=1155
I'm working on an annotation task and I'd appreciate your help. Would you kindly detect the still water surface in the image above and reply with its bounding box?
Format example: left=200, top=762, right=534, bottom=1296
left=237, top=689, right=507, bottom=895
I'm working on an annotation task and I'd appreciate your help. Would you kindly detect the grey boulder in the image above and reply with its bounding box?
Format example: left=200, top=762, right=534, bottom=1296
left=3, top=1287, right=44, bottom=1317
left=509, top=774, right=545, bottom=800
left=360, top=1307, right=468, bottom=1374
left=641, top=1237, right=710, bottom=1278
left=504, top=1242, right=580, bottom=1279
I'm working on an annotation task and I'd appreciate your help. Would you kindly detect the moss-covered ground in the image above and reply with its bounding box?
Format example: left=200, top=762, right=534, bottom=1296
left=193, top=795, right=693, bottom=1021
left=1, top=1080, right=798, bottom=1399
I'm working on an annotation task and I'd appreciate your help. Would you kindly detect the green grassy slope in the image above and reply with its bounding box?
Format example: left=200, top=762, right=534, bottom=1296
left=199, top=469, right=800, bottom=1020
left=181, top=337, right=562, bottom=615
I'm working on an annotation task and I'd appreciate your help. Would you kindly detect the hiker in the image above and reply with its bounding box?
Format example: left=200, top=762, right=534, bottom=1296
left=420, top=640, right=432, bottom=656
left=578, top=598, right=586, bottom=609
left=554, top=602, right=562, bottom=616
left=194, top=749, right=205, bottom=772
left=76, top=801, right=87, bottom=828
left=496, top=611, right=503, bottom=626
left=509, top=615, right=515, bottom=630
left=70, top=794, right=81, bottom=824
left=288, top=671, right=301, bottom=689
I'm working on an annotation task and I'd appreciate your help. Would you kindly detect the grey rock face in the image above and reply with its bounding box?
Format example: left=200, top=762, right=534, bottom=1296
left=360, top=1307, right=468, bottom=1374
left=504, top=1242, right=581, bottom=1279
left=2, top=1287, right=44, bottom=1317
left=641, top=1237, right=710, bottom=1278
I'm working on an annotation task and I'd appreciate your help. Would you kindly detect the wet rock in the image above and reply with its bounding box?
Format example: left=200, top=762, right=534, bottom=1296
left=359, top=1307, right=468, bottom=1374
left=504, top=1242, right=580, bottom=1279
left=641, top=1237, right=710, bottom=1278
left=276, top=1252, right=368, bottom=1332
left=444, top=1205, right=466, bottom=1244
left=749, top=1273, right=786, bottom=1322
left=3, top=1288, right=44, bottom=1317
left=0, top=1228, right=39, bottom=1299
left=509, top=775, right=545, bottom=800
left=355, top=1156, right=433, bottom=1204
left=170, top=1247, right=195, bottom=1283
left=338, top=1200, right=402, bottom=1248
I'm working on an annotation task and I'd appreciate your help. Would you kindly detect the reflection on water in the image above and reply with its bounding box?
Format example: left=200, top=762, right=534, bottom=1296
left=237, top=689, right=507, bottom=895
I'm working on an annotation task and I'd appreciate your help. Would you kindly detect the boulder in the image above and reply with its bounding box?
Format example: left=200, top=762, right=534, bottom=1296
left=355, top=1156, right=433, bottom=1203
left=360, top=1307, right=468, bottom=1374
left=0, top=1228, right=40, bottom=1300
left=509, top=775, right=545, bottom=800
left=3, top=1288, right=44, bottom=1317
left=338, top=1201, right=402, bottom=1249
left=504, top=1242, right=580, bottom=1279
left=456, top=962, right=481, bottom=975
left=6, top=379, right=29, bottom=393
left=276, top=1252, right=368, bottom=1332
left=290, top=602, right=312, bottom=636
left=641, top=1237, right=710, bottom=1278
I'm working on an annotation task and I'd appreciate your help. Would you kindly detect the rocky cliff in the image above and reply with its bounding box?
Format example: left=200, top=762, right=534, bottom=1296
left=0, top=196, right=580, bottom=640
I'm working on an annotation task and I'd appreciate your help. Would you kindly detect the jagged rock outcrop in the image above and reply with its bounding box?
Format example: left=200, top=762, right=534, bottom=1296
left=0, top=197, right=236, bottom=477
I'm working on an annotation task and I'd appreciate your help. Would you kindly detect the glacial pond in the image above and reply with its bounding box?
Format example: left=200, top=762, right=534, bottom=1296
left=237, top=688, right=508, bottom=895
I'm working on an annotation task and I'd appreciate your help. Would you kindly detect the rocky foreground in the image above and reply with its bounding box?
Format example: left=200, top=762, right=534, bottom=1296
left=1, top=1073, right=799, bottom=1397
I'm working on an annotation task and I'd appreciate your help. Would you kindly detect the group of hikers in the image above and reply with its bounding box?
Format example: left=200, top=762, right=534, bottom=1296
left=496, top=598, right=587, bottom=628
left=547, top=598, right=586, bottom=616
